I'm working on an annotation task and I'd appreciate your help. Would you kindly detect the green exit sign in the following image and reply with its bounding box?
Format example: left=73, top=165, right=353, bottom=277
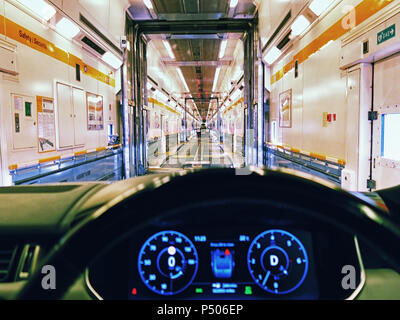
left=377, top=24, right=396, bottom=45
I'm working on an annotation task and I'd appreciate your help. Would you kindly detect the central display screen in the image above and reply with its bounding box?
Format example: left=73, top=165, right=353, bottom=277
left=129, top=227, right=319, bottom=299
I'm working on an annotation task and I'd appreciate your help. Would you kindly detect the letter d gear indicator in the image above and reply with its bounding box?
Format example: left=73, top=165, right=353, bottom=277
left=247, top=230, right=309, bottom=294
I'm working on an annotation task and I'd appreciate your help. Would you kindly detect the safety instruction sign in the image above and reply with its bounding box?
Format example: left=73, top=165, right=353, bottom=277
left=377, top=24, right=395, bottom=45
left=37, top=96, right=56, bottom=153
left=86, top=92, right=104, bottom=131
left=279, top=89, right=292, bottom=128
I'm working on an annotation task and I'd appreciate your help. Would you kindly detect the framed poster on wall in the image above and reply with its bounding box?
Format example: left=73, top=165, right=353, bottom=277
left=279, top=89, right=292, bottom=128
left=37, top=96, right=56, bottom=153
left=86, top=92, right=104, bottom=131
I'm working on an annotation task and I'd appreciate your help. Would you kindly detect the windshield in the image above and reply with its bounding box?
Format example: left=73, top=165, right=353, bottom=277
left=1, top=0, right=399, bottom=194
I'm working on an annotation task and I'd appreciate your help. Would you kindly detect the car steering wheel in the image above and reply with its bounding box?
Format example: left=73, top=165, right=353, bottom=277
left=17, top=168, right=400, bottom=299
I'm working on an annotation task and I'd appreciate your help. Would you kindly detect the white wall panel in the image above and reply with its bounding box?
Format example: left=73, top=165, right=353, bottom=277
left=270, top=38, right=347, bottom=158
left=284, top=63, right=303, bottom=149
left=344, top=68, right=360, bottom=190
left=108, top=0, right=129, bottom=43
left=56, top=82, right=74, bottom=148
left=0, top=0, right=4, bottom=15
left=79, top=0, right=109, bottom=28
left=1, top=45, right=69, bottom=165
left=77, top=0, right=128, bottom=47
left=72, top=87, right=86, bottom=146
left=0, top=40, right=17, bottom=75
left=263, top=0, right=399, bottom=192
left=11, top=93, right=37, bottom=149
left=302, top=39, right=346, bottom=158
left=0, top=2, right=118, bottom=170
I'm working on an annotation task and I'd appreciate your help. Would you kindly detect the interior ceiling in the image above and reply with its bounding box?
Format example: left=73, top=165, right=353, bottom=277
left=153, top=0, right=228, bottom=18
left=129, top=0, right=257, bottom=118
left=128, top=0, right=257, bottom=20
left=171, top=38, right=219, bottom=116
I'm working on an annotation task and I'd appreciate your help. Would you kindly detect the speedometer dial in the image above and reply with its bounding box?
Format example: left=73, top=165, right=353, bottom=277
left=138, top=231, right=198, bottom=296
left=247, top=230, right=309, bottom=295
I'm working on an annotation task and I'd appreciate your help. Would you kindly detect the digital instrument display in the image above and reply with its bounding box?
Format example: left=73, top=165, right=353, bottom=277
left=247, top=230, right=309, bottom=294
left=138, top=231, right=199, bottom=295
left=130, top=228, right=318, bottom=299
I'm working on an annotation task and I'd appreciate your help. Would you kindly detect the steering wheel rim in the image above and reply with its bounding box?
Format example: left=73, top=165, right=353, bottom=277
left=17, top=168, right=400, bottom=300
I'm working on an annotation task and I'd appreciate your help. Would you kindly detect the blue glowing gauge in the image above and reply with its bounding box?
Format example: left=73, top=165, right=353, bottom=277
left=247, top=230, right=309, bottom=295
left=138, top=231, right=199, bottom=296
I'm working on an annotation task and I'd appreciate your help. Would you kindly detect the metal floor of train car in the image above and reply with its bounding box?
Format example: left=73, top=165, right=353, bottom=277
left=157, top=132, right=341, bottom=185
left=161, top=131, right=234, bottom=169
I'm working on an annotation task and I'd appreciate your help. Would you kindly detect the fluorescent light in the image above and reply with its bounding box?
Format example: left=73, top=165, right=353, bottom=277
left=56, top=17, right=80, bottom=39
left=264, top=46, right=281, bottom=65
left=230, top=0, right=239, bottom=8
left=143, top=0, right=153, bottom=10
left=309, top=0, right=335, bottom=16
left=177, top=68, right=190, bottom=92
left=219, top=40, right=227, bottom=59
left=163, top=40, right=175, bottom=59
left=212, top=67, right=221, bottom=92
left=18, top=0, right=56, bottom=21
left=291, top=15, right=310, bottom=37
left=102, top=52, right=123, bottom=69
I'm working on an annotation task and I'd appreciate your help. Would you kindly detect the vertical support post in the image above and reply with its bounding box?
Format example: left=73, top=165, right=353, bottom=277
left=217, top=98, right=222, bottom=143
left=137, top=36, right=144, bottom=174
left=184, top=98, right=188, bottom=142
left=121, top=42, right=131, bottom=179
left=128, top=24, right=140, bottom=177
left=141, top=37, right=148, bottom=171
left=243, top=23, right=256, bottom=166
left=131, top=28, right=148, bottom=175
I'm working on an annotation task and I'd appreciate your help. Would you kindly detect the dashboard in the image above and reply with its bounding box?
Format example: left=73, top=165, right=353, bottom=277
left=1, top=170, right=400, bottom=300
left=87, top=200, right=364, bottom=300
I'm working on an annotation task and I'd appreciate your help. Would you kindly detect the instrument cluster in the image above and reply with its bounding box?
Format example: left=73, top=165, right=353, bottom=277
left=87, top=209, right=364, bottom=300
left=131, top=228, right=318, bottom=299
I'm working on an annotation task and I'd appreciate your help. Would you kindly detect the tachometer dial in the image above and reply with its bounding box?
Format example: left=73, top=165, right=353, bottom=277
left=138, top=231, right=198, bottom=295
left=247, top=230, right=309, bottom=294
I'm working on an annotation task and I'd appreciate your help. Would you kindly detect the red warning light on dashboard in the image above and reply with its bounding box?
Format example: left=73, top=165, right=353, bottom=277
left=132, top=288, right=137, bottom=295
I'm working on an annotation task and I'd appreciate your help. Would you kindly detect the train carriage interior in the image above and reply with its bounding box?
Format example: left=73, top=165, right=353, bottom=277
left=0, top=0, right=399, bottom=301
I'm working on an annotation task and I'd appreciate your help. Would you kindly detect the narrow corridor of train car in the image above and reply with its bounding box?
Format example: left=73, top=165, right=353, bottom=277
left=0, top=0, right=399, bottom=302
left=145, top=32, right=246, bottom=171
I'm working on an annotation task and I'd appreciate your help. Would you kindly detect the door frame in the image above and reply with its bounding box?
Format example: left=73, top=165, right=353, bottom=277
left=127, top=18, right=256, bottom=175
left=372, top=54, right=400, bottom=190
